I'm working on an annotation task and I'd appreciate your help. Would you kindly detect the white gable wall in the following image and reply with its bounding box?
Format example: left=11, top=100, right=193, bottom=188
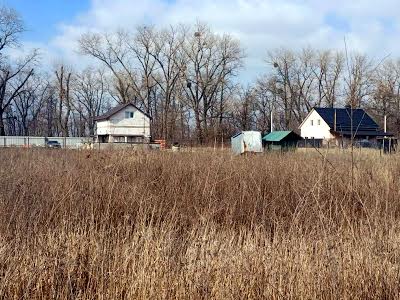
left=96, top=105, right=150, bottom=137
left=300, top=110, right=334, bottom=140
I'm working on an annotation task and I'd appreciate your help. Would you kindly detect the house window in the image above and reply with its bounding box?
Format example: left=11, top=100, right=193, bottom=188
left=317, top=119, right=321, bottom=125
left=125, top=111, right=134, bottom=118
left=311, top=120, right=314, bottom=126
left=113, top=136, right=125, bottom=143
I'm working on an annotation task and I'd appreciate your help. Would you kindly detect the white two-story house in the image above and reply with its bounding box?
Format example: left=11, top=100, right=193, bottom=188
left=95, top=102, right=151, bottom=143
left=299, top=107, right=389, bottom=146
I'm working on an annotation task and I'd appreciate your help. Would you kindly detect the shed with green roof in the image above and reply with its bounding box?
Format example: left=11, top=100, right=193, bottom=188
left=262, top=130, right=302, bottom=151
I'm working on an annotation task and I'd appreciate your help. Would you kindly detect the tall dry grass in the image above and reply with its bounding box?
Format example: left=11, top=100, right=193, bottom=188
left=0, top=148, right=400, bottom=299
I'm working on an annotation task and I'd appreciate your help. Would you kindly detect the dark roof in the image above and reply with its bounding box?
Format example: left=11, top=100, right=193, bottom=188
left=94, top=102, right=152, bottom=121
left=332, top=130, right=392, bottom=137
left=314, top=107, right=380, bottom=135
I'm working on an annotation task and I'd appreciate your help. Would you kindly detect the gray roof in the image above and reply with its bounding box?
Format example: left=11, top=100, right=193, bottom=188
left=95, top=102, right=152, bottom=121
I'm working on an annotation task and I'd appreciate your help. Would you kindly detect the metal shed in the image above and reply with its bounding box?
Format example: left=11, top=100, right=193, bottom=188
left=263, top=131, right=302, bottom=151
left=231, top=131, right=263, bottom=155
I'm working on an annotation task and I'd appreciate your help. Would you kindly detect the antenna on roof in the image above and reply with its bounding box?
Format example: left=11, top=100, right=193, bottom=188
left=384, top=115, right=387, bottom=134
left=270, top=109, right=274, bottom=133
left=334, top=109, right=337, bottom=132
left=344, top=35, right=355, bottom=195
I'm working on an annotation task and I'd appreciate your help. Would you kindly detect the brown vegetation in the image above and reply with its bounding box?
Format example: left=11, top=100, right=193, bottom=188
left=1, top=149, right=400, bottom=298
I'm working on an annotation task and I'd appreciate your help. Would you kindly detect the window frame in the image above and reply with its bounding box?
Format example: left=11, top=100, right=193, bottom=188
left=125, top=111, right=134, bottom=119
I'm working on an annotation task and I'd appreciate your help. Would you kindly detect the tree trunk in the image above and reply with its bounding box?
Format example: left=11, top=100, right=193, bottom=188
left=0, top=111, right=5, bottom=136
left=63, top=107, right=71, bottom=137
left=203, top=106, right=208, bottom=143
left=195, top=111, right=203, bottom=144
left=89, top=115, right=95, bottom=136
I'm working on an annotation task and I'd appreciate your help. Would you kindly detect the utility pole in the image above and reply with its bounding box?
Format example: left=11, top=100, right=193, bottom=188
left=270, top=109, right=274, bottom=133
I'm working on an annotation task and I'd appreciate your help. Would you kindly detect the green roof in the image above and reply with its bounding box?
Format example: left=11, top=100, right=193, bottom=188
left=262, top=131, right=292, bottom=142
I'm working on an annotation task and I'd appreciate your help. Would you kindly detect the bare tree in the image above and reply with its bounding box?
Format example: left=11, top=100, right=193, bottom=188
left=233, top=86, right=256, bottom=131
left=0, top=6, right=24, bottom=54
left=292, top=48, right=316, bottom=121
left=148, top=25, right=187, bottom=139
left=368, top=59, right=400, bottom=134
left=54, top=65, right=72, bottom=136
left=183, top=23, right=243, bottom=143
left=343, top=53, right=375, bottom=108
left=267, top=48, right=297, bottom=129
left=79, top=29, right=158, bottom=107
left=13, top=74, right=49, bottom=135
left=47, top=88, right=58, bottom=137
left=73, top=67, right=107, bottom=136
left=0, top=6, right=37, bottom=135
left=314, top=50, right=344, bottom=107
left=254, top=76, right=278, bottom=133
left=79, top=32, right=134, bottom=103
left=125, top=26, right=158, bottom=112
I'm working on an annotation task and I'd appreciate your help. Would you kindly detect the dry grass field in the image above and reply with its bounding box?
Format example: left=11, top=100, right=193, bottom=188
left=1, top=148, right=400, bottom=299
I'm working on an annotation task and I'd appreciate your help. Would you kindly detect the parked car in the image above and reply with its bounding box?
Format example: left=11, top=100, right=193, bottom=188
left=354, top=139, right=373, bottom=148
left=46, top=140, right=61, bottom=148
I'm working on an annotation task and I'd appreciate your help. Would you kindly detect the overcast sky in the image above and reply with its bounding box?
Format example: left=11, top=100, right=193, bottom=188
left=4, top=0, right=400, bottom=82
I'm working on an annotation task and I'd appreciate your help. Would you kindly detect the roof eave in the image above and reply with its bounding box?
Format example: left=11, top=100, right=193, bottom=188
left=298, top=108, right=316, bottom=129
left=95, top=102, right=152, bottom=121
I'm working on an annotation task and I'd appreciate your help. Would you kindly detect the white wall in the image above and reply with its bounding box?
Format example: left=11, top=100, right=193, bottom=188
left=96, top=105, right=151, bottom=137
left=231, top=131, right=262, bottom=155
left=300, top=110, right=334, bottom=140
left=231, top=134, right=244, bottom=155
left=0, top=136, right=91, bottom=148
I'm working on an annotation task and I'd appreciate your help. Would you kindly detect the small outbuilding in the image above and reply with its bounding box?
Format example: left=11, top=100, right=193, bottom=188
left=231, top=131, right=263, bottom=155
left=263, top=131, right=302, bottom=151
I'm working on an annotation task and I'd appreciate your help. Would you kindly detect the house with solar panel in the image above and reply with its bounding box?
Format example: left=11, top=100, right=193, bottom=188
left=299, top=107, right=391, bottom=147
left=95, top=102, right=151, bottom=143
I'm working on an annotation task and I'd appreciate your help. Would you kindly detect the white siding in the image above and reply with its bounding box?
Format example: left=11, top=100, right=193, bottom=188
left=300, top=110, right=334, bottom=140
left=96, top=105, right=150, bottom=137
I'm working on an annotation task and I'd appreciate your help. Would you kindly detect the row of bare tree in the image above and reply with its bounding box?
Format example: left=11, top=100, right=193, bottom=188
left=2, top=5, right=400, bottom=143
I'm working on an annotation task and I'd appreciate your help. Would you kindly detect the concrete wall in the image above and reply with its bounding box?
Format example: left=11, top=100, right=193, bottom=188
left=96, top=106, right=151, bottom=137
left=0, top=136, right=92, bottom=148
left=300, top=110, right=334, bottom=140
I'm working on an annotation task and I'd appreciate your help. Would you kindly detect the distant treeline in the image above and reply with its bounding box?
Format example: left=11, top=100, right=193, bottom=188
left=1, top=5, right=399, bottom=143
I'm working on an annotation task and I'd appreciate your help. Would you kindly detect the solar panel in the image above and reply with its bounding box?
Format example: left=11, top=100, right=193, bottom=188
left=315, top=107, right=380, bottom=133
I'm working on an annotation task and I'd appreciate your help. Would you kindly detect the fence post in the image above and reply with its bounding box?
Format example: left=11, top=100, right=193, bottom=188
left=3, top=137, right=5, bottom=147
